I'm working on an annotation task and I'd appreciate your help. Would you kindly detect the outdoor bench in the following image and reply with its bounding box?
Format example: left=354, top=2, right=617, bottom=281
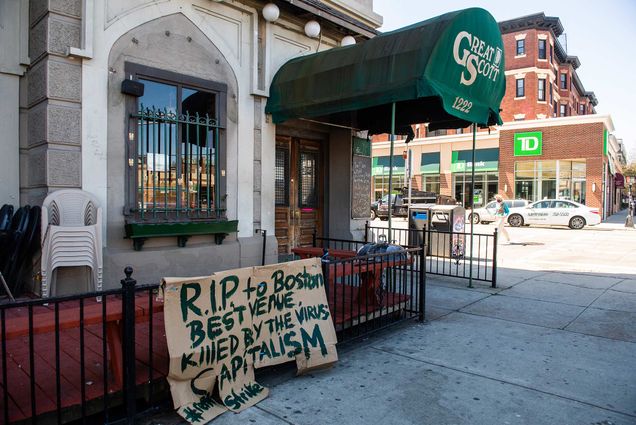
left=0, top=295, right=164, bottom=387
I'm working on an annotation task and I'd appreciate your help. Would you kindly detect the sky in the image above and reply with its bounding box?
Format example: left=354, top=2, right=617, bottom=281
left=373, top=0, right=636, bottom=162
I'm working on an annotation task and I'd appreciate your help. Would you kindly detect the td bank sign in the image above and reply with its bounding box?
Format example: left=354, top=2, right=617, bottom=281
left=514, top=132, right=542, bottom=156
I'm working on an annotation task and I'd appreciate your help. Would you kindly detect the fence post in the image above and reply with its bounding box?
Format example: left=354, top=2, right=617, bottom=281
left=418, top=247, right=426, bottom=322
left=364, top=221, right=369, bottom=243
left=492, top=229, right=498, bottom=288
left=121, top=267, right=137, bottom=423
left=255, top=229, right=267, bottom=266
left=312, top=228, right=317, bottom=247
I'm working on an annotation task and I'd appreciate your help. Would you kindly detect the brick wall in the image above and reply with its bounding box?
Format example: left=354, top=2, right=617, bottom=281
left=499, top=122, right=605, bottom=212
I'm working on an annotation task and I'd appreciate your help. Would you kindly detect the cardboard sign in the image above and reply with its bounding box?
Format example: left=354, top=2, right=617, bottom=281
left=162, top=258, right=338, bottom=423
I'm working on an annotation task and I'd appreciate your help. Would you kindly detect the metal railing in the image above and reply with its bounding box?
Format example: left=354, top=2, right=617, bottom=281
left=129, top=106, right=222, bottom=221
left=0, top=269, right=163, bottom=424
left=365, top=223, right=498, bottom=287
left=298, top=236, right=426, bottom=342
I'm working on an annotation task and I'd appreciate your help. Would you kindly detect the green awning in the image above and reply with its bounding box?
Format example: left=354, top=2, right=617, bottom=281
left=421, top=152, right=441, bottom=174
left=451, top=148, right=499, bottom=172
left=372, top=156, right=405, bottom=175
left=265, top=8, right=505, bottom=132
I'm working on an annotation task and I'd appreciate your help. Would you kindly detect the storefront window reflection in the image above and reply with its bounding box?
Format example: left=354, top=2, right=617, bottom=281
left=453, top=172, right=498, bottom=208
left=373, top=175, right=405, bottom=200
left=514, top=160, right=586, bottom=203
left=421, top=174, right=440, bottom=193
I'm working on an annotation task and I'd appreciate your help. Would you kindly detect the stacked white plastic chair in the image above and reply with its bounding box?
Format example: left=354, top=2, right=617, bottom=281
left=40, top=189, right=103, bottom=298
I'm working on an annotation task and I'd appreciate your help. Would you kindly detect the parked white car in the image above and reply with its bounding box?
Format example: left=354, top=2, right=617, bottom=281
left=507, top=199, right=601, bottom=229
left=468, top=199, right=529, bottom=224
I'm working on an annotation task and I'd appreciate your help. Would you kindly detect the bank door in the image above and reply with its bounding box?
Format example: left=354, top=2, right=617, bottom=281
left=275, top=136, right=323, bottom=255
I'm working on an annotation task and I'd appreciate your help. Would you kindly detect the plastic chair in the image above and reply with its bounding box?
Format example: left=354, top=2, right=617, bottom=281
left=41, top=190, right=103, bottom=298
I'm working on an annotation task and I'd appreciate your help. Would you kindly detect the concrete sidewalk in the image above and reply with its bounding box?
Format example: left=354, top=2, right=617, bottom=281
left=601, top=208, right=634, bottom=229
left=147, top=267, right=636, bottom=425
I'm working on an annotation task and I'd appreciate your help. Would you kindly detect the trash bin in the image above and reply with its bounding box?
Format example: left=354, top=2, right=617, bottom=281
left=428, top=205, right=466, bottom=258
left=408, top=204, right=434, bottom=248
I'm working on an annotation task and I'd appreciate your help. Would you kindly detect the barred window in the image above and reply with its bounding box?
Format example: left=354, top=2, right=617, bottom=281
left=299, top=151, right=318, bottom=208
left=126, top=63, right=227, bottom=221
left=275, top=148, right=289, bottom=206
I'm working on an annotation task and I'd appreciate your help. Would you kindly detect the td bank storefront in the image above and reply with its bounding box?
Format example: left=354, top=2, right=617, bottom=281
left=498, top=116, right=617, bottom=218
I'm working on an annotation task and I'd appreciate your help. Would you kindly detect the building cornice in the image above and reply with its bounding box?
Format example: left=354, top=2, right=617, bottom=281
left=499, top=114, right=614, bottom=133
left=372, top=131, right=499, bottom=150
left=499, top=13, right=563, bottom=37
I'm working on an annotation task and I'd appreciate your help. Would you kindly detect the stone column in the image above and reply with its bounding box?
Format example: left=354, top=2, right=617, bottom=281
left=0, top=0, right=29, bottom=206
left=22, top=0, right=83, bottom=205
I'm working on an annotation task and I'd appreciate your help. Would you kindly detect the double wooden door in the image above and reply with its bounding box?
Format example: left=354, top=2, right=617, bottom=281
left=275, top=136, right=323, bottom=255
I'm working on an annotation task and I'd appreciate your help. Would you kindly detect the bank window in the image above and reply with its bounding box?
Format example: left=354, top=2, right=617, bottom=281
left=559, top=103, right=566, bottom=117
left=516, top=39, right=525, bottom=55
left=373, top=175, right=405, bottom=200
left=560, top=73, right=567, bottom=89
left=538, top=39, right=546, bottom=59
left=553, top=101, right=558, bottom=117
left=538, top=79, right=546, bottom=101
left=126, top=63, right=227, bottom=221
left=579, top=104, right=585, bottom=115
left=516, top=78, right=525, bottom=97
left=453, top=172, right=498, bottom=209
left=549, top=44, right=553, bottom=62
left=514, top=160, right=586, bottom=204
left=421, top=175, right=440, bottom=194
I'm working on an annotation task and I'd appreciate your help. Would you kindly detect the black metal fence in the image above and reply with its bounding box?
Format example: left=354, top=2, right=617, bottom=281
left=300, top=236, right=426, bottom=342
left=0, top=269, right=164, bottom=425
left=365, top=223, right=498, bottom=287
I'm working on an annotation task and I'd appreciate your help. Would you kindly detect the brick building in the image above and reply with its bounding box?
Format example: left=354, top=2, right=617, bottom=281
left=371, top=12, right=626, bottom=219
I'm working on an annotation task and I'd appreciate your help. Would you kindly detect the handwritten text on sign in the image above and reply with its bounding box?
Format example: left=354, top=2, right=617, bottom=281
left=162, top=258, right=338, bottom=423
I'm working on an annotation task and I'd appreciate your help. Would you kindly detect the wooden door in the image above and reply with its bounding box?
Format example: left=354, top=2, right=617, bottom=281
left=275, top=136, right=323, bottom=255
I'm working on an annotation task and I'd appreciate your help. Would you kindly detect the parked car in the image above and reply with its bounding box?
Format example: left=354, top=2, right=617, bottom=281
left=371, top=191, right=457, bottom=220
left=468, top=199, right=529, bottom=224
left=507, top=199, right=600, bottom=229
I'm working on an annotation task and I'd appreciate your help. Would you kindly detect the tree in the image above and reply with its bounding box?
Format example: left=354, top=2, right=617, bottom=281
left=623, top=163, right=636, bottom=177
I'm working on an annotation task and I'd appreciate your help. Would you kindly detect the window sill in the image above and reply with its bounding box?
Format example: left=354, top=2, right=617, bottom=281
left=124, top=219, right=239, bottom=250
left=537, top=100, right=547, bottom=104
left=514, top=96, right=526, bottom=100
left=514, top=54, right=526, bottom=58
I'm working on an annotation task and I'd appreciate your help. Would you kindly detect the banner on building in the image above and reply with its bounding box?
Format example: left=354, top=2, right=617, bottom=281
left=162, top=258, right=338, bottom=423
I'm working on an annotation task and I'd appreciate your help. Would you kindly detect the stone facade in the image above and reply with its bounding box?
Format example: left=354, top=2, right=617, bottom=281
left=22, top=0, right=83, bottom=206
left=5, top=0, right=382, bottom=293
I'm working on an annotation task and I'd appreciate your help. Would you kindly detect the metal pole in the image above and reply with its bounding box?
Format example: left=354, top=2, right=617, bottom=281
left=468, top=124, right=476, bottom=288
left=492, top=228, right=498, bottom=288
left=418, top=246, right=426, bottom=322
left=407, top=148, right=413, bottom=223
left=121, top=267, right=137, bottom=423
left=255, top=229, right=267, bottom=266
left=0, top=272, right=15, bottom=302
left=387, top=102, right=396, bottom=243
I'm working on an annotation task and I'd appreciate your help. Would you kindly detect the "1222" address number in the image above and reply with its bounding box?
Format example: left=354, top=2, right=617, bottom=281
left=452, top=96, right=472, bottom=113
